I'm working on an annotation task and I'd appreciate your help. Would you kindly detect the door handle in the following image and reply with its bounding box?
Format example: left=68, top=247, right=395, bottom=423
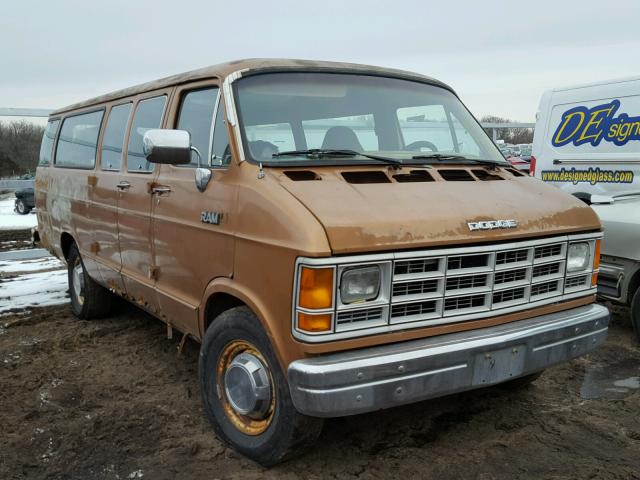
left=151, top=185, right=171, bottom=194
left=116, top=181, right=131, bottom=190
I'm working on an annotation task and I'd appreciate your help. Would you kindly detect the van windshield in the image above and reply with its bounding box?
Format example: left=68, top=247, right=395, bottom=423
left=235, top=72, right=506, bottom=166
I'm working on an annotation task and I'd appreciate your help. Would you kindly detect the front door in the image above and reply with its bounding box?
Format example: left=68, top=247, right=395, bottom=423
left=151, top=82, right=236, bottom=335
left=117, top=92, right=171, bottom=312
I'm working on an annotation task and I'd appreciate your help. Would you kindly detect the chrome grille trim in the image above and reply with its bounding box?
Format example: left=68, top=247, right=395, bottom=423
left=293, top=233, right=602, bottom=342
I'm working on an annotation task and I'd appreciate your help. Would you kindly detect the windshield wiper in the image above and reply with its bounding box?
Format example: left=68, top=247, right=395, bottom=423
left=411, top=154, right=506, bottom=167
left=272, top=149, right=402, bottom=165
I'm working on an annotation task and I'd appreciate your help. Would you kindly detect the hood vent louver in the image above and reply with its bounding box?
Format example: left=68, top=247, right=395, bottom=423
left=284, top=170, right=321, bottom=181
left=393, top=170, right=434, bottom=183
left=506, top=168, right=525, bottom=177
left=472, top=169, right=504, bottom=181
left=438, top=169, right=475, bottom=181
left=342, top=171, right=391, bottom=184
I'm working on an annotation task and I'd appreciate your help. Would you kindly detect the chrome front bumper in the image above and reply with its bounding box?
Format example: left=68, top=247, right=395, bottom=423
left=288, top=303, right=609, bottom=417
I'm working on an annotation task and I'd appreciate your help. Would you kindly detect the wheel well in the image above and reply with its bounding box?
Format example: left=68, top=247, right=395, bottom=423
left=60, top=232, right=75, bottom=260
left=628, top=267, right=640, bottom=303
left=572, top=192, right=592, bottom=205
left=204, top=292, right=245, bottom=331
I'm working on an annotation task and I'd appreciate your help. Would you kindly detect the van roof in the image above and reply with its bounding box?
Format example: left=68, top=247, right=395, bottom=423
left=52, top=58, right=454, bottom=116
left=549, top=75, right=640, bottom=94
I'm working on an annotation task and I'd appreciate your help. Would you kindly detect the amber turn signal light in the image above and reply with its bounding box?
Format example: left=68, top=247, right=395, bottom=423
left=591, top=272, right=599, bottom=288
left=299, top=267, right=333, bottom=309
left=593, top=239, right=601, bottom=271
left=297, top=312, right=332, bottom=332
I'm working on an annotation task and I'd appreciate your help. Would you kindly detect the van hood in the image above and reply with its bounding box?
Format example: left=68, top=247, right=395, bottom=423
left=275, top=167, right=601, bottom=254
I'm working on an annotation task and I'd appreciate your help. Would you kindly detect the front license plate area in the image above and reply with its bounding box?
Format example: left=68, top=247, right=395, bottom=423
left=472, top=345, right=526, bottom=386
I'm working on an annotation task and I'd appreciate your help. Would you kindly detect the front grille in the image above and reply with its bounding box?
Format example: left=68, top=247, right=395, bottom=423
left=534, top=244, right=562, bottom=259
left=493, top=287, right=527, bottom=305
left=531, top=280, right=560, bottom=297
left=496, top=249, right=528, bottom=265
left=447, top=254, right=489, bottom=271
left=336, top=307, right=384, bottom=326
left=444, top=294, right=486, bottom=311
left=391, top=300, right=438, bottom=319
left=304, top=235, right=599, bottom=338
left=394, top=258, right=440, bottom=276
left=494, top=268, right=527, bottom=285
left=533, top=263, right=561, bottom=278
left=565, top=275, right=589, bottom=290
left=393, top=279, right=439, bottom=297
left=446, top=274, right=487, bottom=291
left=388, top=239, right=572, bottom=324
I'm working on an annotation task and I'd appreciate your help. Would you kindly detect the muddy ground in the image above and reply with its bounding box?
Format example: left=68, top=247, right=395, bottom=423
left=1, top=301, right=639, bottom=480
left=0, top=229, right=33, bottom=252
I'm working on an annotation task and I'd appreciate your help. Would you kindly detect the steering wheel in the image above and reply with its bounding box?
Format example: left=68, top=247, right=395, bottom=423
left=405, top=140, right=438, bottom=152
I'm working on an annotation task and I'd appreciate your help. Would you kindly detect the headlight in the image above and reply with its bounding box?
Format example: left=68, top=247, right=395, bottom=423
left=567, top=242, right=590, bottom=272
left=340, top=266, right=381, bottom=304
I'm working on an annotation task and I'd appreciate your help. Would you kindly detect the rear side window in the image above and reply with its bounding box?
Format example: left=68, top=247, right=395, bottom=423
left=38, top=119, right=60, bottom=166
left=55, top=110, right=104, bottom=169
left=127, top=96, right=166, bottom=172
left=101, top=103, right=132, bottom=171
left=177, top=88, right=218, bottom=167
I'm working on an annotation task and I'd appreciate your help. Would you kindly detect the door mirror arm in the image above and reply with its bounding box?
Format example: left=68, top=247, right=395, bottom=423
left=191, top=146, right=212, bottom=192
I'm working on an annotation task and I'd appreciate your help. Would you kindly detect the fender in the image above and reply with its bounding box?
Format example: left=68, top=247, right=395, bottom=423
left=199, top=277, right=290, bottom=371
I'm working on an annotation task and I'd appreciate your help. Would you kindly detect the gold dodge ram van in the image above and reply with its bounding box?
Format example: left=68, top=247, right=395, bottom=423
left=36, top=59, right=609, bottom=465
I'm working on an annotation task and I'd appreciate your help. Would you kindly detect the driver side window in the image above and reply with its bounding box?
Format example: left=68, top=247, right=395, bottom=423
left=397, top=104, right=454, bottom=152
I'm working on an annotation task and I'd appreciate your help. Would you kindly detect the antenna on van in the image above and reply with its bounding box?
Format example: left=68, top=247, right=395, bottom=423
left=258, top=162, right=265, bottom=179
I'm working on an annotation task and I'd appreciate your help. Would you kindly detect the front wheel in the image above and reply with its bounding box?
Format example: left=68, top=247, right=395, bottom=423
left=67, top=243, right=112, bottom=319
left=199, top=306, right=323, bottom=466
left=15, top=199, right=30, bottom=215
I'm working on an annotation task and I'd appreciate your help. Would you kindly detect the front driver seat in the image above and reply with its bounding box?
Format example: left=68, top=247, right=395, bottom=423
left=321, top=126, right=363, bottom=151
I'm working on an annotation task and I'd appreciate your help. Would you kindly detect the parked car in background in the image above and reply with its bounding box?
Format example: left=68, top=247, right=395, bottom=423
left=499, top=145, right=515, bottom=157
left=14, top=186, right=35, bottom=214
left=591, top=193, right=640, bottom=338
left=518, top=144, right=532, bottom=161
left=532, top=75, right=640, bottom=338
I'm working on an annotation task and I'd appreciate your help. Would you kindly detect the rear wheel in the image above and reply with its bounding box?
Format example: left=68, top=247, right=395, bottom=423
left=15, top=199, right=30, bottom=215
left=631, top=288, right=640, bottom=341
left=67, top=243, right=112, bottom=319
left=199, top=306, right=323, bottom=466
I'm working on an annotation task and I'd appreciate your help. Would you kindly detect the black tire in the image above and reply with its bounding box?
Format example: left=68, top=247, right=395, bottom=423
left=631, top=288, right=640, bottom=341
left=498, top=371, right=544, bottom=390
left=67, top=243, right=112, bottom=319
left=199, top=306, right=323, bottom=466
left=15, top=199, right=31, bottom=215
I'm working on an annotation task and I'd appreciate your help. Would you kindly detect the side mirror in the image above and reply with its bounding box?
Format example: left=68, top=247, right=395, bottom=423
left=143, top=129, right=192, bottom=165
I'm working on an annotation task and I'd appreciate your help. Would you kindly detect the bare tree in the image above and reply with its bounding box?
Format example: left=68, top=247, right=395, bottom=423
left=0, top=121, right=45, bottom=177
left=480, top=115, right=534, bottom=144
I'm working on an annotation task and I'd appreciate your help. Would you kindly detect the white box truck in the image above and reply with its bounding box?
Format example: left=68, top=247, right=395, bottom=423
left=532, top=76, right=640, bottom=338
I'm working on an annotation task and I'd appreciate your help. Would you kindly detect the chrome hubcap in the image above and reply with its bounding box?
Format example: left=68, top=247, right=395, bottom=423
left=224, top=352, right=272, bottom=419
left=72, top=262, right=85, bottom=305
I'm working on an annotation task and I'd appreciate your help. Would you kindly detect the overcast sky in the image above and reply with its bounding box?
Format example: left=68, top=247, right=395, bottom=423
left=2, top=0, right=640, bottom=125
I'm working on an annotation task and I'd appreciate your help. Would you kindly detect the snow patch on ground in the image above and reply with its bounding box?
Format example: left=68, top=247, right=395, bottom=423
left=0, top=268, right=68, bottom=314
left=0, top=197, right=37, bottom=230
left=0, top=256, right=64, bottom=274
